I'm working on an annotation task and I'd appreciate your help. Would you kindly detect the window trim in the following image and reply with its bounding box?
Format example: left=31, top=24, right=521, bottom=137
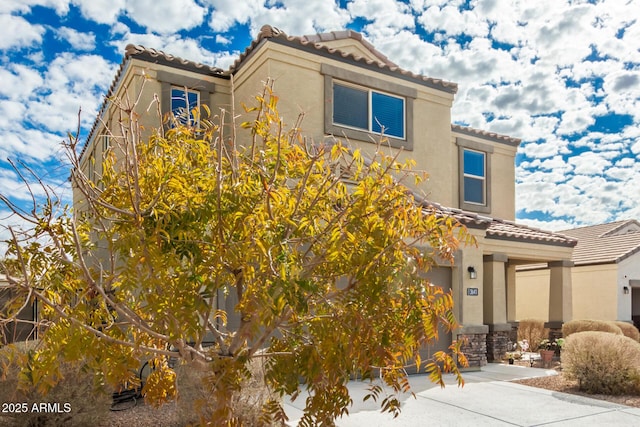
left=170, top=86, right=200, bottom=125
left=332, top=81, right=406, bottom=139
left=457, top=138, right=493, bottom=213
left=463, top=149, right=486, bottom=205
left=102, top=134, right=110, bottom=153
left=322, top=64, right=415, bottom=150
left=157, top=70, right=215, bottom=124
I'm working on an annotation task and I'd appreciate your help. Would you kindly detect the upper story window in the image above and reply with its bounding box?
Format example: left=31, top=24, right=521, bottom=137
left=321, top=64, right=416, bottom=150
left=332, top=82, right=405, bottom=139
left=171, top=87, right=199, bottom=125
left=102, top=134, right=110, bottom=153
left=156, top=70, right=215, bottom=127
left=457, top=138, right=493, bottom=214
left=463, top=149, right=486, bottom=205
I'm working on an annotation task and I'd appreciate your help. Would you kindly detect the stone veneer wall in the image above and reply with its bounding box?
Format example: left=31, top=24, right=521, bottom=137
left=548, top=327, right=563, bottom=342
left=486, top=329, right=510, bottom=362
left=458, top=333, right=487, bottom=368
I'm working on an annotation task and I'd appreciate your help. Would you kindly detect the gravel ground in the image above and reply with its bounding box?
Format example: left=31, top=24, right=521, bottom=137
left=104, top=401, right=188, bottom=427
left=102, top=360, right=640, bottom=427
left=510, top=359, right=640, bottom=408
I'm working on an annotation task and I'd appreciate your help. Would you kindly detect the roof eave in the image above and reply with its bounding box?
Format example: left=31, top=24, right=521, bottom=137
left=231, top=25, right=458, bottom=94
left=452, top=124, right=521, bottom=147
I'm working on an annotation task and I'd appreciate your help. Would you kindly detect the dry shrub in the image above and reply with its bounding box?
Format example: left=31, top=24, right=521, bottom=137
left=562, top=319, right=623, bottom=338
left=0, top=342, right=110, bottom=427
left=517, top=319, right=548, bottom=351
left=562, top=331, right=640, bottom=395
left=613, top=321, right=640, bottom=341
left=173, top=358, right=283, bottom=426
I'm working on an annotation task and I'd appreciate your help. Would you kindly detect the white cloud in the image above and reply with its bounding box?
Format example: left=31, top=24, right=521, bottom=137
left=72, top=0, right=125, bottom=24
left=110, top=33, right=233, bottom=68
left=0, top=0, right=69, bottom=15
left=0, top=14, right=45, bottom=50
left=205, top=0, right=351, bottom=36
left=215, top=34, right=232, bottom=45
left=0, top=64, right=44, bottom=100
left=349, top=0, right=415, bottom=31
left=0, top=128, right=65, bottom=161
left=568, top=151, right=611, bottom=175
left=516, top=217, right=578, bottom=233
left=206, top=0, right=262, bottom=32
left=519, top=138, right=568, bottom=159
left=249, top=0, right=352, bottom=36
left=416, top=4, right=489, bottom=38
left=124, top=0, right=206, bottom=34
left=54, top=26, right=96, bottom=51
left=2, top=53, right=116, bottom=137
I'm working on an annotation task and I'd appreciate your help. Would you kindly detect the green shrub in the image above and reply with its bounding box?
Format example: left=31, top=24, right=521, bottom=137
left=0, top=342, right=110, bottom=427
left=517, top=319, right=548, bottom=351
left=613, top=321, right=640, bottom=342
left=561, top=331, right=640, bottom=395
left=562, top=319, right=623, bottom=337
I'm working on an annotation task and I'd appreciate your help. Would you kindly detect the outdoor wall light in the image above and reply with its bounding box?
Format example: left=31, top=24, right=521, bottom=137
left=467, top=266, right=477, bottom=279
left=623, top=286, right=630, bottom=294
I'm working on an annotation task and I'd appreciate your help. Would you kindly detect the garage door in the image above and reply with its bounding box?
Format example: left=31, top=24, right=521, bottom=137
left=404, top=266, right=453, bottom=375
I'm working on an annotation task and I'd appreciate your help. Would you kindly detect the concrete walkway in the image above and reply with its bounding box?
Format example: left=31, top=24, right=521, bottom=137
left=284, top=363, right=640, bottom=426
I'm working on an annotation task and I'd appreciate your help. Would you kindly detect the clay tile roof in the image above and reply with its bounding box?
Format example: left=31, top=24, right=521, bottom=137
left=80, top=45, right=228, bottom=160
left=486, top=219, right=577, bottom=246
left=123, top=44, right=227, bottom=76
left=452, top=124, right=521, bottom=147
left=300, top=29, right=398, bottom=68
left=559, top=220, right=640, bottom=265
left=231, top=25, right=458, bottom=94
left=421, top=200, right=576, bottom=247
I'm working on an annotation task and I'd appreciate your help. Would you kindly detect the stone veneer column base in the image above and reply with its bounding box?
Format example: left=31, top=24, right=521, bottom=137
left=486, top=324, right=512, bottom=362
left=545, top=321, right=564, bottom=342
left=456, top=325, right=488, bottom=370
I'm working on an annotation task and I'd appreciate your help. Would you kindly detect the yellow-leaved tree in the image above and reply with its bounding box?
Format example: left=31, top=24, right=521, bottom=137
left=1, top=82, right=470, bottom=425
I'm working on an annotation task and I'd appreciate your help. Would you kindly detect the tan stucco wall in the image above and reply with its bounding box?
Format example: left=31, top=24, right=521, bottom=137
left=487, top=145, right=517, bottom=220
left=515, top=269, right=550, bottom=320
left=458, top=229, right=486, bottom=326
left=232, top=41, right=459, bottom=208
left=77, top=38, right=521, bottom=225
left=516, top=264, right=619, bottom=321
left=572, top=264, right=618, bottom=320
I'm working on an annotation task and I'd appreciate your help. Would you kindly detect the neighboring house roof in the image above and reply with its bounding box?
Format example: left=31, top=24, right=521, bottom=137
left=559, top=220, right=640, bottom=265
left=231, top=25, right=458, bottom=94
left=423, top=201, right=577, bottom=247
left=452, top=124, right=521, bottom=147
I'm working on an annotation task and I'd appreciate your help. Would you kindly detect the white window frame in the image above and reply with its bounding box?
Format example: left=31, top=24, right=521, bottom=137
left=170, top=86, right=200, bottom=126
left=463, top=149, right=486, bottom=205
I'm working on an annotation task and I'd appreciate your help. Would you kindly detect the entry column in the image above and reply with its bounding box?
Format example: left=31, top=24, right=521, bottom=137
left=547, top=260, right=574, bottom=339
left=483, top=253, right=509, bottom=362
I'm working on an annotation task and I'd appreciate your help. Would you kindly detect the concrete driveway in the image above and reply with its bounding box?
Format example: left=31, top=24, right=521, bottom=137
left=284, top=364, right=640, bottom=426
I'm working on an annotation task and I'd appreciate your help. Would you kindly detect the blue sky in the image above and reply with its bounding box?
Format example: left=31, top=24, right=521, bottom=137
left=1, top=0, right=639, bottom=252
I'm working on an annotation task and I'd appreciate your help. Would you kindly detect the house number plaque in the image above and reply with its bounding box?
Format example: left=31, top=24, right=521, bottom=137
left=467, top=288, right=479, bottom=296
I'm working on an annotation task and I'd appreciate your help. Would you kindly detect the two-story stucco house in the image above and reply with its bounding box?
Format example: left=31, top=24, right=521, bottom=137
left=76, top=25, right=577, bottom=368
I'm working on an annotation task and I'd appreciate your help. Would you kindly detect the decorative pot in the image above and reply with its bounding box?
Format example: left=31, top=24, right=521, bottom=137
left=539, top=349, right=554, bottom=365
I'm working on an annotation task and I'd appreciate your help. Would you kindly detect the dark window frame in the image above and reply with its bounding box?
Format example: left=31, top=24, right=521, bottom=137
left=332, top=81, right=406, bottom=139
left=322, top=64, right=416, bottom=150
